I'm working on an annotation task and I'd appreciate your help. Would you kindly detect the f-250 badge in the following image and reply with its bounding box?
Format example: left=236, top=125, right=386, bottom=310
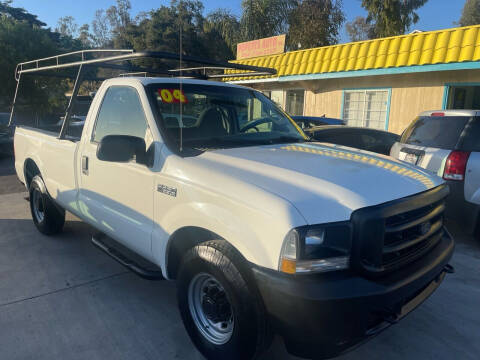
left=157, top=184, right=177, bottom=197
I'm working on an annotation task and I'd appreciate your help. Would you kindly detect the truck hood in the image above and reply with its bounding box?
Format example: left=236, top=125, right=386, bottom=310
left=193, top=142, right=444, bottom=224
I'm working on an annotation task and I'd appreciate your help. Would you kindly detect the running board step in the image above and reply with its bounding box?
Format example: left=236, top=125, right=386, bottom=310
left=92, top=233, right=164, bottom=280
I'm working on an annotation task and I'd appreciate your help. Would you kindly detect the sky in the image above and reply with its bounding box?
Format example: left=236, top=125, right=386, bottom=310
left=12, top=0, right=467, bottom=44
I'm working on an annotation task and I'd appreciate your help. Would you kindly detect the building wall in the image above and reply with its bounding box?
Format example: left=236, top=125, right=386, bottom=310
left=254, top=69, right=480, bottom=134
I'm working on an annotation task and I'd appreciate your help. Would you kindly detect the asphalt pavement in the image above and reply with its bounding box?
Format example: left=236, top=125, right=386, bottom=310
left=0, top=155, right=25, bottom=195
left=0, top=155, right=479, bottom=360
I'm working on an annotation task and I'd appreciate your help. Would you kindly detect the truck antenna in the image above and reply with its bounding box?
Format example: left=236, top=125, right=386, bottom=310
left=179, top=3, right=184, bottom=153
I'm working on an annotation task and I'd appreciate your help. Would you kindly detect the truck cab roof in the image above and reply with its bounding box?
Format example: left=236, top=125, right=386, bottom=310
left=103, top=76, right=250, bottom=90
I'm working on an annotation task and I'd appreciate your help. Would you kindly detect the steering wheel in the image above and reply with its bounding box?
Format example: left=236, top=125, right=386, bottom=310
left=239, top=117, right=273, bottom=133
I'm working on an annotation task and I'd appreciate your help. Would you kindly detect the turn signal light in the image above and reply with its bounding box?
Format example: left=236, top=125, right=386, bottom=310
left=280, top=258, right=297, bottom=274
left=443, top=151, right=470, bottom=181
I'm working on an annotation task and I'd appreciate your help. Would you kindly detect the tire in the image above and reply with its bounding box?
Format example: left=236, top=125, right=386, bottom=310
left=177, top=240, right=272, bottom=360
left=29, top=175, right=65, bottom=235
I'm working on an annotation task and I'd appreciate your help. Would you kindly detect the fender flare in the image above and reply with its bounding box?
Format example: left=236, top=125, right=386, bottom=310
left=152, top=202, right=281, bottom=279
left=23, top=157, right=43, bottom=189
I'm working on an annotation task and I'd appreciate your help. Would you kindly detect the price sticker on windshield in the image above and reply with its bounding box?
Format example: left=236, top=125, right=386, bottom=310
left=158, top=89, right=188, bottom=104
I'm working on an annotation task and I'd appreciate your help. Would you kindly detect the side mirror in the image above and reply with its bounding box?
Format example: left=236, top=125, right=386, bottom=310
left=97, top=135, right=148, bottom=165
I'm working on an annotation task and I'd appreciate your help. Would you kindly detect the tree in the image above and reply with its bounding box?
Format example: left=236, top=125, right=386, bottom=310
left=361, top=0, right=428, bottom=38
left=106, top=0, right=132, bottom=48
left=0, top=16, right=59, bottom=110
left=91, top=9, right=113, bottom=47
left=0, top=0, right=46, bottom=27
left=106, top=0, right=132, bottom=29
left=205, top=9, right=241, bottom=56
left=56, top=16, right=78, bottom=37
left=346, top=16, right=375, bottom=41
left=78, top=24, right=92, bottom=47
left=139, top=0, right=205, bottom=54
left=89, top=0, right=134, bottom=48
left=240, top=0, right=296, bottom=41
left=287, top=0, right=344, bottom=50
left=53, top=16, right=89, bottom=51
left=459, top=0, right=480, bottom=27
left=0, top=2, right=87, bottom=112
left=123, top=0, right=235, bottom=60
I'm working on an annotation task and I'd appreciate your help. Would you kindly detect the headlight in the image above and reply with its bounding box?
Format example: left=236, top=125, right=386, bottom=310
left=279, top=223, right=351, bottom=274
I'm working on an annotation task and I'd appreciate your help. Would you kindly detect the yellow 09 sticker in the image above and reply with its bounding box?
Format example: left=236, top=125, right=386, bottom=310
left=158, top=89, right=188, bottom=104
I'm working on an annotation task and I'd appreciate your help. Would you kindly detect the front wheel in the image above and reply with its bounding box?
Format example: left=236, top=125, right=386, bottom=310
left=177, top=240, right=271, bottom=360
left=29, top=175, right=65, bottom=235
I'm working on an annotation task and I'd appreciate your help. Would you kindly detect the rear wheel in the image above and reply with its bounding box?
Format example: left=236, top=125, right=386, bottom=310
left=29, top=175, right=65, bottom=235
left=177, top=240, right=271, bottom=360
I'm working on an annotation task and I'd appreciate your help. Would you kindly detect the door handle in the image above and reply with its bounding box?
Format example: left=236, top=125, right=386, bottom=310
left=82, top=156, right=89, bottom=175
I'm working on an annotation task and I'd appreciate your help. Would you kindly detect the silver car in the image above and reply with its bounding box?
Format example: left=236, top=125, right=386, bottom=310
left=391, top=110, right=480, bottom=236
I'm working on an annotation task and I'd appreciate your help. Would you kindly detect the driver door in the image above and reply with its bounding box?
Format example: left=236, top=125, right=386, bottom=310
left=78, top=85, right=155, bottom=259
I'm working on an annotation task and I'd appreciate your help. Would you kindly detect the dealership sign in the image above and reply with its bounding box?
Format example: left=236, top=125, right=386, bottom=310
left=236, top=34, right=286, bottom=60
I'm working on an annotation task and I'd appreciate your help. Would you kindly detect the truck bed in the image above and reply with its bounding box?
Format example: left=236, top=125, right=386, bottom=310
left=14, top=126, right=79, bottom=211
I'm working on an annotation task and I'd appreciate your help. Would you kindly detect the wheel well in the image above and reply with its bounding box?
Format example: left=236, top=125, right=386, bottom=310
left=166, top=227, right=223, bottom=279
left=24, top=159, right=40, bottom=189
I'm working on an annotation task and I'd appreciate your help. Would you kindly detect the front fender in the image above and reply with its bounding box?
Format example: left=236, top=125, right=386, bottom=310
left=152, top=197, right=306, bottom=276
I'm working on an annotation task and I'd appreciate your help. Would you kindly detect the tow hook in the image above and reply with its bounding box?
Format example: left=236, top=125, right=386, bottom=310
left=443, top=264, right=455, bottom=274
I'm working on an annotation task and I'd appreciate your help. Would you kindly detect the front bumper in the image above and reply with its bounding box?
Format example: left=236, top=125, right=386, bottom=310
left=252, top=230, right=454, bottom=359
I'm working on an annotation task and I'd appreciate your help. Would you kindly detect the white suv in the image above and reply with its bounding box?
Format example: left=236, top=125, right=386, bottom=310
left=391, top=110, right=480, bottom=236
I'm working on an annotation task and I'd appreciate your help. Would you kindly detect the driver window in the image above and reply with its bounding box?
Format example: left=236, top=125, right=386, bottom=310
left=92, top=86, right=148, bottom=143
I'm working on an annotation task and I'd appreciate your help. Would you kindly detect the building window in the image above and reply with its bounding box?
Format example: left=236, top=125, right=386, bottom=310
left=270, top=90, right=284, bottom=109
left=343, top=89, right=389, bottom=130
left=285, top=89, right=304, bottom=116
left=446, top=85, right=480, bottom=109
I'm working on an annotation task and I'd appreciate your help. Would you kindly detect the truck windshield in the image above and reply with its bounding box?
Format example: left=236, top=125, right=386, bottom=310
left=148, top=83, right=306, bottom=150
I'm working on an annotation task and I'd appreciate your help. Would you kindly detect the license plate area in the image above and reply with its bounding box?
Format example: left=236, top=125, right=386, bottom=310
left=399, top=147, right=425, bottom=165
left=401, top=152, right=418, bottom=164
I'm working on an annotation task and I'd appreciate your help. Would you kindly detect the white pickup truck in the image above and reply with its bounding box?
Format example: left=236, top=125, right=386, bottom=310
left=12, top=51, right=454, bottom=360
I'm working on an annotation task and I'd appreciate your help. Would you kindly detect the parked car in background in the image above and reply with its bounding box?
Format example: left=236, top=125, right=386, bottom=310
left=391, top=110, right=480, bottom=236
left=291, top=115, right=344, bottom=129
left=307, top=125, right=400, bottom=156
left=0, top=112, right=14, bottom=156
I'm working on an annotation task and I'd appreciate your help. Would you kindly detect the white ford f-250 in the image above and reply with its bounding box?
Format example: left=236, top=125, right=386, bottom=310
left=12, top=51, right=454, bottom=360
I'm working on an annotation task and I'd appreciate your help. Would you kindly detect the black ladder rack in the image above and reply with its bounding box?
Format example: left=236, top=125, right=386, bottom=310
left=9, top=49, right=277, bottom=135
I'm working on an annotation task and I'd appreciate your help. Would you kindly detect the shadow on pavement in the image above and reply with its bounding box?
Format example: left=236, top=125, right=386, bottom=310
left=0, top=214, right=297, bottom=360
left=0, top=154, right=15, bottom=175
left=0, top=192, right=479, bottom=359
left=0, top=155, right=25, bottom=194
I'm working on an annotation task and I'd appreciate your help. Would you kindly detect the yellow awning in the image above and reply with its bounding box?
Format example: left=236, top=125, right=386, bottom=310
left=226, top=24, right=480, bottom=81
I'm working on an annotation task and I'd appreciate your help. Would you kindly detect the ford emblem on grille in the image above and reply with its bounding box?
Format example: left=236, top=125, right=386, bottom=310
left=419, top=221, right=431, bottom=235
